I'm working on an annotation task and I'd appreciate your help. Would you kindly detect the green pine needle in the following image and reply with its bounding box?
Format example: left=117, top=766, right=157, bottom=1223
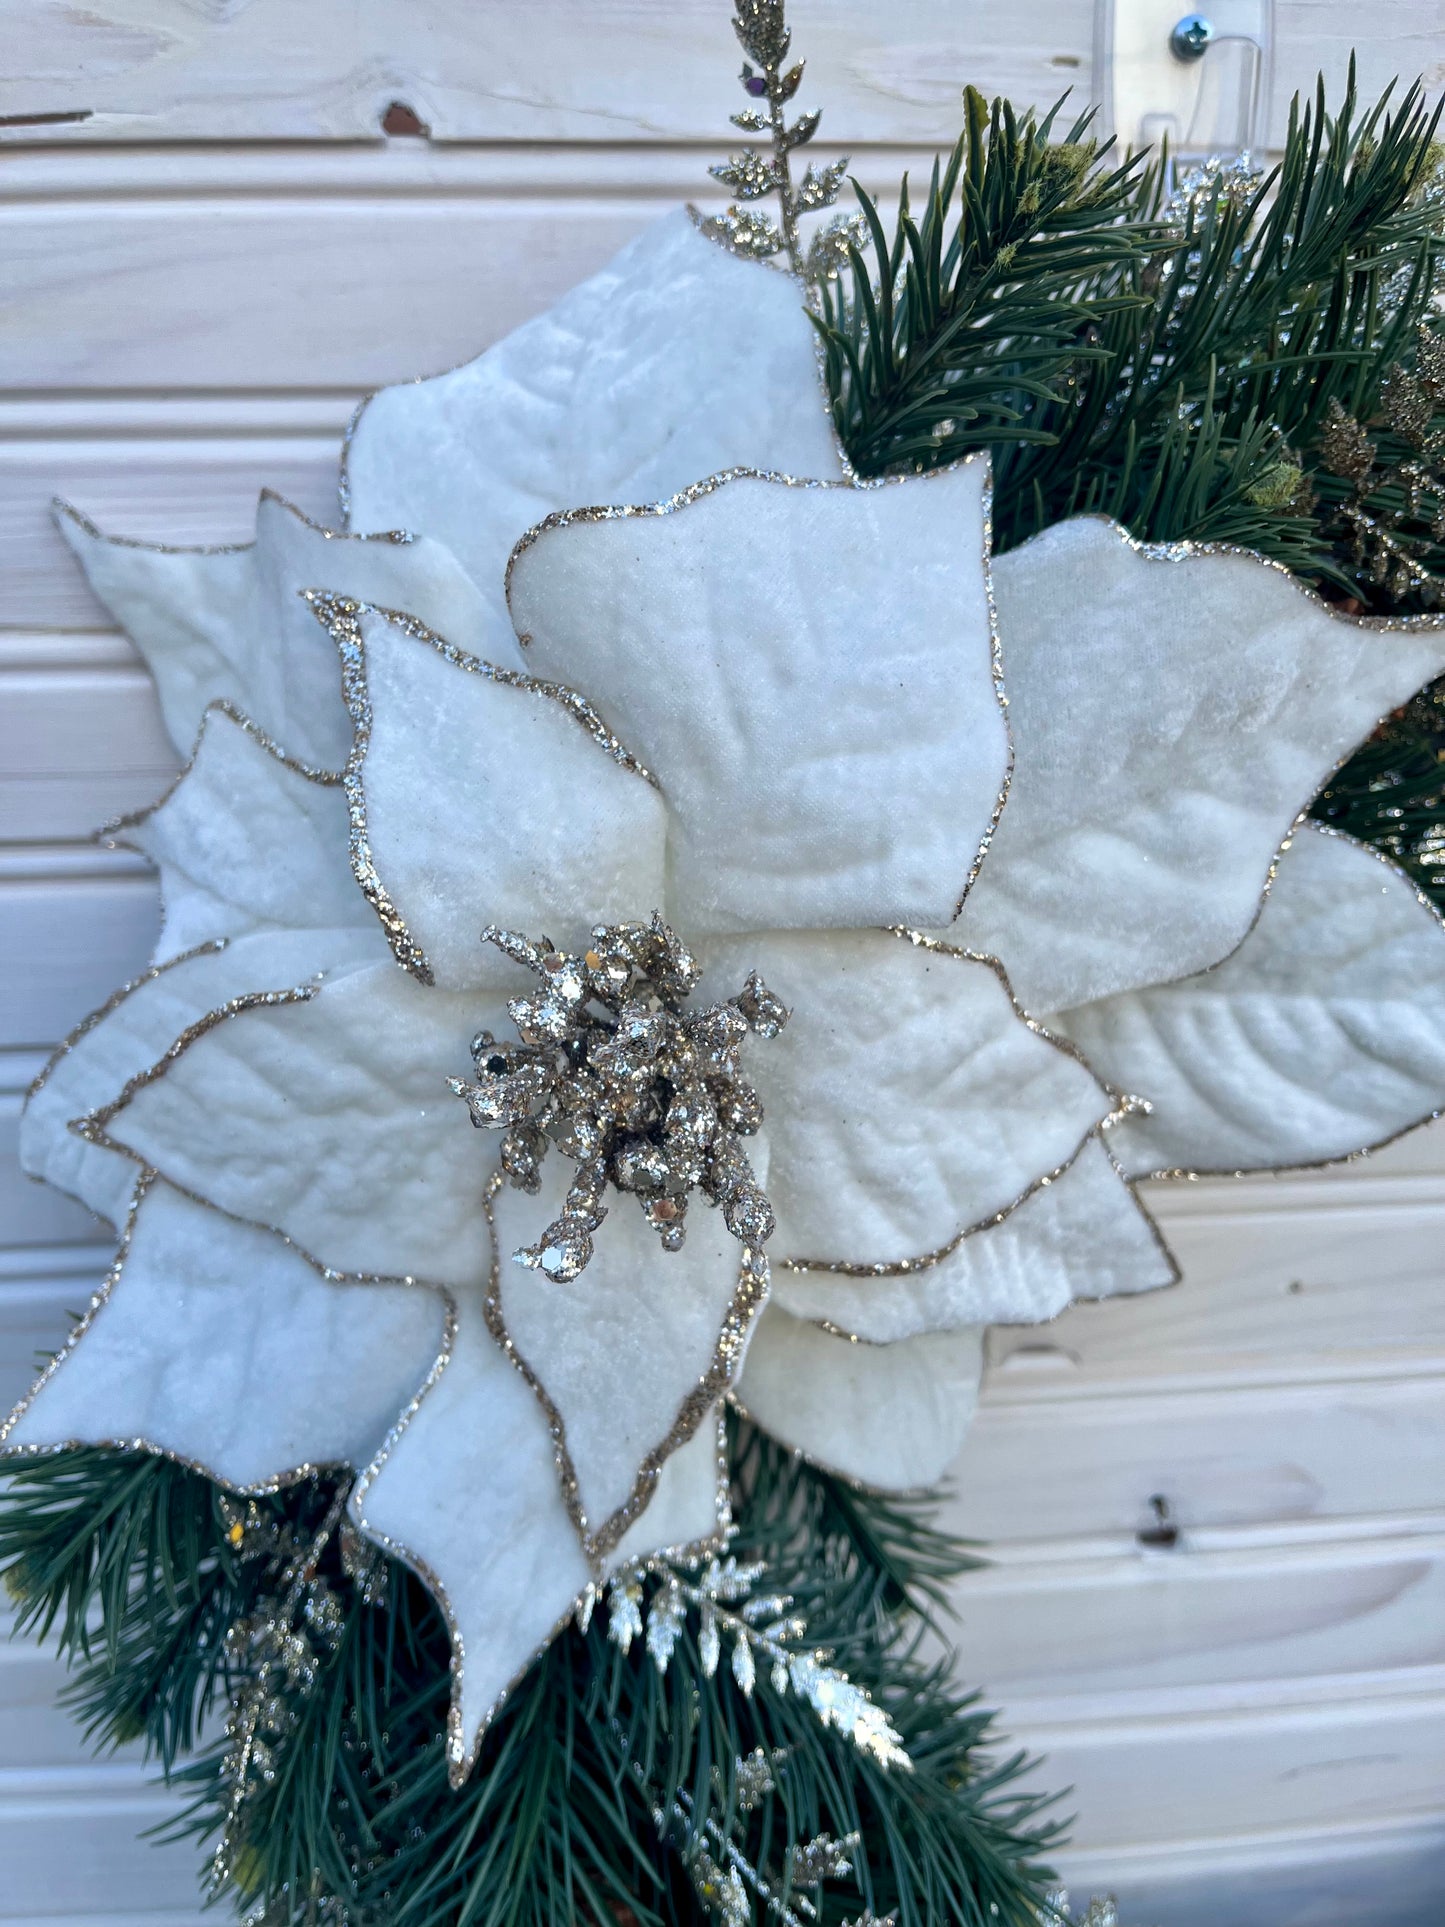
left=814, top=85, right=1160, bottom=479
left=816, top=66, right=1445, bottom=908
left=0, top=1425, right=1061, bottom=1927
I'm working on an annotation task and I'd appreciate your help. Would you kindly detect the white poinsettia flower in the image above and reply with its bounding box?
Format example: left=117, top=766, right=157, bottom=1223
left=10, top=211, right=1445, bottom=1779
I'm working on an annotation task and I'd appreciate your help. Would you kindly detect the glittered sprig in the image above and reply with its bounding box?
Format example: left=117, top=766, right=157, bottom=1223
left=599, top=1550, right=912, bottom=1773
left=209, top=1486, right=358, bottom=1897
left=700, top=0, right=864, bottom=283
left=1037, top=1890, right=1127, bottom=1927
left=1317, top=325, right=1445, bottom=605
left=618, top=1722, right=864, bottom=1927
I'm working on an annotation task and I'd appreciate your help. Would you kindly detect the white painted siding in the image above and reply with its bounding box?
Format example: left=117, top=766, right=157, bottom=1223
left=2, top=3, right=1443, bottom=1919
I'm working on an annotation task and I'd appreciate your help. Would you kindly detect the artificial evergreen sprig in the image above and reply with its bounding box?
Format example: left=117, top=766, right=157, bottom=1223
left=814, top=87, right=1159, bottom=476
left=812, top=58, right=1445, bottom=591
left=991, top=64, right=1445, bottom=576
left=0, top=1424, right=1061, bottom=1927
left=1313, top=324, right=1445, bottom=604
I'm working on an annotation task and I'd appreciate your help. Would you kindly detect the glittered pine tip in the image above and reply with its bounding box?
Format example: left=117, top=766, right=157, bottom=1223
left=450, top=915, right=788, bottom=1283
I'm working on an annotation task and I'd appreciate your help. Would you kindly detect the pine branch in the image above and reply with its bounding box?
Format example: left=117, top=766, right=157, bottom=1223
left=992, top=66, right=1444, bottom=560
left=817, top=66, right=1444, bottom=584
left=815, top=86, right=1160, bottom=477
left=0, top=1421, right=1060, bottom=1927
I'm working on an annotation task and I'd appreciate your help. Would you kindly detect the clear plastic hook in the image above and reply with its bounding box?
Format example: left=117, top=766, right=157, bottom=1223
left=1099, top=0, right=1275, bottom=163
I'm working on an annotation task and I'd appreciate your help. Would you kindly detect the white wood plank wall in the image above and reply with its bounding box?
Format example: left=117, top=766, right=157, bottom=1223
left=1, top=3, right=1443, bottom=1920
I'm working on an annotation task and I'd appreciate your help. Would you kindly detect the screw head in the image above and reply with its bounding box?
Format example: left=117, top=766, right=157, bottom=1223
left=1170, top=12, right=1215, bottom=60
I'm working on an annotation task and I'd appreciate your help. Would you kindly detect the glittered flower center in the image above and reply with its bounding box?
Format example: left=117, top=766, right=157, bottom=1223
left=449, top=914, right=788, bottom=1281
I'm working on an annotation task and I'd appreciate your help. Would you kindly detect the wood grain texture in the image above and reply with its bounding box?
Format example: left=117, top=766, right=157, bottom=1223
left=1274, top=3, right=1445, bottom=121
left=1, top=438, right=342, bottom=627
left=1054, top=1817, right=1445, bottom=1927
left=0, top=667, right=177, bottom=841
left=0, top=1762, right=205, bottom=1915
left=0, top=868, right=161, bottom=1049
left=2, top=193, right=662, bottom=390
left=1016, top=1686, right=1445, bottom=1846
left=989, top=1181, right=1445, bottom=1390
left=0, top=146, right=914, bottom=394
left=954, top=1372, right=1445, bottom=1542
left=0, top=0, right=1090, bottom=143
left=3, top=0, right=1439, bottom=149
left=951, top=1533, right=1445, bottom=1703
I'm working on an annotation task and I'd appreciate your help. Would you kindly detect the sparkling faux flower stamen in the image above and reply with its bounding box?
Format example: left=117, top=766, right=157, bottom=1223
left=450, top=914, right=788, bottom=1282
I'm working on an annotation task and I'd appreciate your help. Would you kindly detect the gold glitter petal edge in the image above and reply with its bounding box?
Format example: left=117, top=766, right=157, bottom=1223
left=96, top=697, right=343, bottom=854
left=25, top=937, right=231, bottom=1106
left=779, top=1132, right=1103, bottom=1281
left=801, top=1131, right=1183, bottom=1341
left=73, top=983, right=322, bottom=1156
left=1086, top=513, right=1445, bottom=637
left=339, top=203, right=852, bottom=527
left=500, top=453, right=1008, bottom=924
left=0, top=1171, right=452, bottom=1508
left=963, top=462, right=1014, bottom=920
left=584, top=1241, right=766, bottom=1567
left=301, top=595, right=436, bottom=984
left=61, top=972, right=446, bottom=1297
left=352, top=1276, right=732, bottom=1789
left=55, top=488, right=413, bottom=560
left=1045, top=516, right=1445, bottom=1001
left=350, top=598, right=658, bottom=786
left=502, top=458, right=991, bottom=625
left=480, top=1159, right=769, bottom=1572
left=1116, top=1161, right=1186, bottom=1302
left=301, top=593, right=665, bottom=985
left=777, top=930, right=1136, bottom=1280
left=1128, top=825, right=1445, bottom=1185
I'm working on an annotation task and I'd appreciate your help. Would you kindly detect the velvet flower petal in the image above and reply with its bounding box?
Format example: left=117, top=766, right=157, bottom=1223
left=1057, top=822, right=1445, bottom=1178
left=735, top=1308, right=985, bottom=1490
left=20, top=927, right=381, bottom=1232
left=490, top=1162, right=761, bottom=1562
left=90, top=960, right=500, bottom=1290
left=699, top=928, right=1116, bottom=1268
left=508, top=461, right=1006, bottom=935
left=4, top=1176, right=447, bottom=1494
left=317, top=601, right=669, bottom=990
left=348, top=1304, right=596, bottom=1778
left=59, top=492, right=498, bottom=770
left=772, top=1136, right=1176, bottom=1340
left=343, top=209, right=846, bottom=614
left=109, top=705, right=378, bottom=962
left=956, top=517, right=1445, bottom=1013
